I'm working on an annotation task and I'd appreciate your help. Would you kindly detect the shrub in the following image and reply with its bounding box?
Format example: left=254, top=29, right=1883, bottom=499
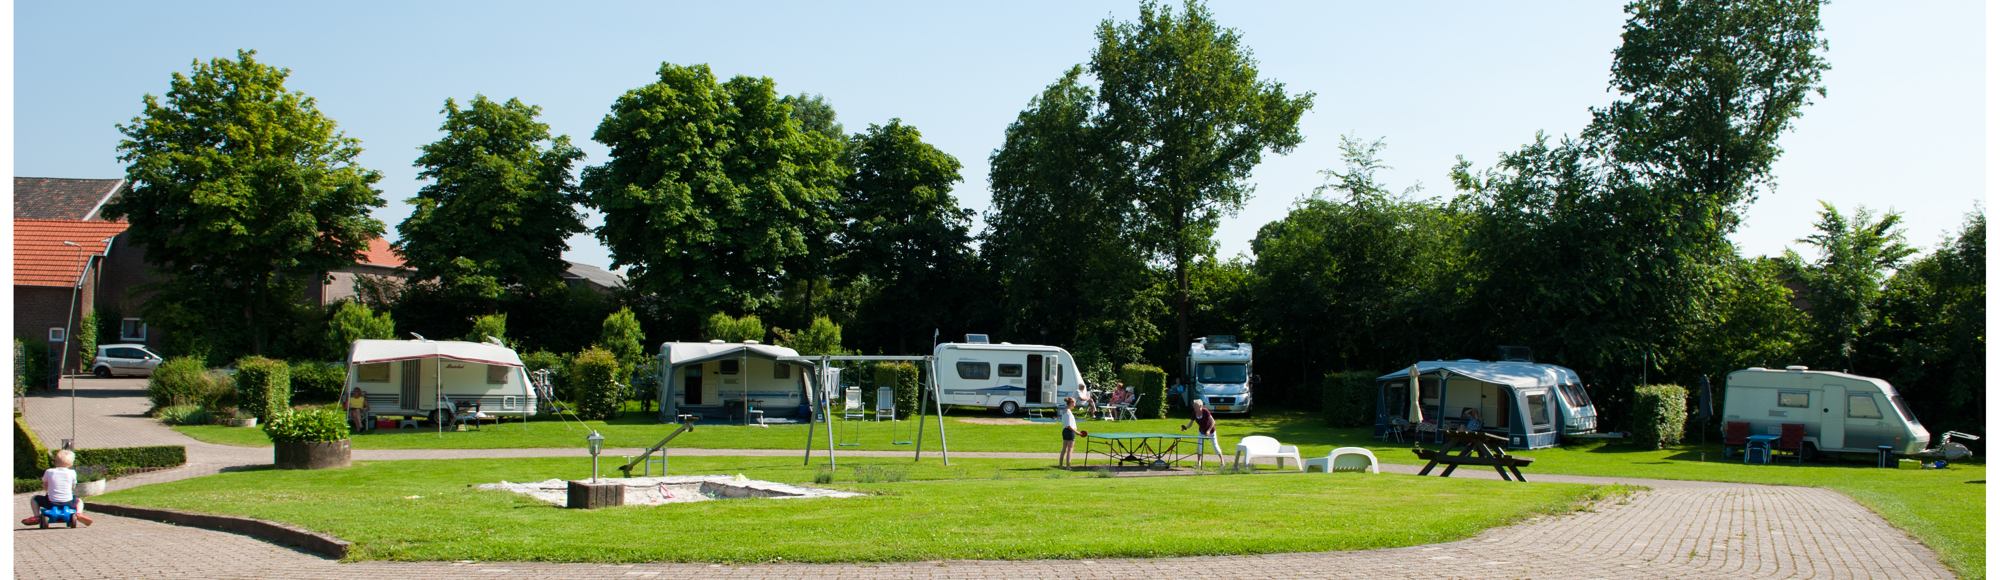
left=157, top=404, right=214, bottom=426
left=569, top=347, right=625, bottom=420
left=287, top=361, right=346, bottom=403
left=75, top=465, right=110, bottom=483
left=463, top=313, right=508, bottom=344
left=76, top=445, right=186, bottom=470
left=1320, top=371, right=1377, bottom=428
left=326, top=300, right=395, bottom=357
left=1631, top=384, right=1690, bottom=451
left=701, top=313, right=765, bottom=343
left=773, top=316, right=846, bottom=356
left=262, top=408, right=350, bottom=443
left=874, top=362, right=921, bottom=417
left=599, top=308, right=645, bottom=370
left=15, top=478, right=42, bottom=494
left=18, top=337, right=50, bottom=392
left=1119, top=364, right=1168, bottom=419
left=78, top=311, right=99, bottom=371
left=520, top=350, right=570, bottom=403
left=14, top=416, right=50, bottom=480
left=233, top=356, right=292, bottom=422
left=147, top=356, right=235, bottom=412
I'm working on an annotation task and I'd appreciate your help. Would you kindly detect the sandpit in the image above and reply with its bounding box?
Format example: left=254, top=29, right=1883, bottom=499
left=477, top=476, right=863, bottom=506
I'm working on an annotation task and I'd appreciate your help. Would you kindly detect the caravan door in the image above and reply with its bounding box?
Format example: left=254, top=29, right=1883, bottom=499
left=1027, top=355, right=1048, bottom=404
left=1819, top=383, right=1846, bottom=450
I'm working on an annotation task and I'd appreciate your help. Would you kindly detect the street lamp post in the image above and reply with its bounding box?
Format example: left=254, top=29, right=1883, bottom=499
left=586, top=431, right=605, bottom=483
left=59, top=241, right=86, bottom=449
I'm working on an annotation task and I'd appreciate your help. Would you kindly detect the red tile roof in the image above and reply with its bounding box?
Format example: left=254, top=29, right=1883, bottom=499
left=15, top=219, right=129, bottom=287
left=360, top=238, right=406, bottom=269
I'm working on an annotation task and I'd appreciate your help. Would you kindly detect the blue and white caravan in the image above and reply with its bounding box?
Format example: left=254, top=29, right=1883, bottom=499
left=934, top=340, right=1084, bottom=416
left=655, top=341, right=814, bottom=423
left=1376, top=360, right=1597, bottom=450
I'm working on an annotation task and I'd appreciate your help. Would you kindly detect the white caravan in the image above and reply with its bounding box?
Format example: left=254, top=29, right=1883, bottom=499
left=1723, top=366, right=1931, bottom=457
left=934, top=341, right=1083, bottom=416
left=655, top=340, right=812, bottom=422
left=1182, top=335, right=1257, bottom=415
left=344, top=339, right=534, bottom=421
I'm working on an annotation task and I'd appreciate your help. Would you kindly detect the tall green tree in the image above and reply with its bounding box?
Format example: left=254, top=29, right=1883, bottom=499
left=1782, top=202, right=1916, bottom=370
left=398, top=95, right=586, bottom=290
left=780, top=92, right=849, bottom=321
left=839, top=120, right=975, bottom=353
left=106, top=50, right=386, bottom=356
left=326, top=301, right=396, bottom=356
left=1091, top=0, right=1313, bottom=364
left=599, top=307, right=646, bottom=372
left=1857, top=209, right=1984, bottom=438
left=985, top=68, right=1161, bottom=366
left=581, top=64, right=844, bottom=325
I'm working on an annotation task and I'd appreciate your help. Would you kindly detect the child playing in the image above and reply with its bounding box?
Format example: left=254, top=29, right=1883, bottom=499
left=1058, top=397, right=1086, bottom=468
left=22, top=449, right=93, bottom=527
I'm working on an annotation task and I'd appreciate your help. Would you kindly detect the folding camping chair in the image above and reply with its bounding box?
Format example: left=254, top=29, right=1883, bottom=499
left=875, top=387, right=895, bottom=421
left=843, top=387, right=865, bottom=421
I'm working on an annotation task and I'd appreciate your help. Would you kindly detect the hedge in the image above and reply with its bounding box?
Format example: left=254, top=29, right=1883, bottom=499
left=234, top=356, right=292, bottom=422
left=1320, top=371, right=1377, bottom=428
left=874, top=362, right=921, bottom=418
left=1631, top=384, right=1689, bottom=451
left=15, top=416, right=50, bottom=479
left=147, top=356, right=232, bottom=412
left=77, top=445, right=188, bottom=470
left=569, top=347, right=625, bottom=421
left=288, top=361, right=346, bottom=403
left=1119, top=364, right=1168, bottom=419
left=263, top=408, right=351, bottom=443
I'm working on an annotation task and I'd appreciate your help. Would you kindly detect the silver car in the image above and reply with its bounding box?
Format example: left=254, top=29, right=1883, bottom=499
left=92, top=344, right=163, bottom=377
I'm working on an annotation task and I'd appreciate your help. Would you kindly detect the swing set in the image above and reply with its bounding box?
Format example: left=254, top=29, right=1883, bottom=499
left=793, top=355, right=950, bottom=469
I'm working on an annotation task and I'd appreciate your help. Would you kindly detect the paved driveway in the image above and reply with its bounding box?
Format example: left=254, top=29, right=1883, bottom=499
left=11, top=377, right=1954, bottom=579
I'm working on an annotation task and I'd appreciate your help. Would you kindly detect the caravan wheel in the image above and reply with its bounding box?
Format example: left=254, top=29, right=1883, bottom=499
left=1801, top=442, right=1819, bottom=462
left=999, top=401, right=1020, bottom=416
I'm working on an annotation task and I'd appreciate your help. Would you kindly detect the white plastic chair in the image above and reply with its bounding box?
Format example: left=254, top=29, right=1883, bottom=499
left=875, top=386, right=895, bottom=421
left=843, top=387, right=864, bottom=421
left=1233, top=435, right=1303, bottom=471
left=1304, top=447, right=1380, bottom=474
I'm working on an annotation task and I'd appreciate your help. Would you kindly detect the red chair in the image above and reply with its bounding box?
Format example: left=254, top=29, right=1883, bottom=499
left=1776, top=423, right=1807, bottom=463
left=1724, top=422, right=1750, bottom=458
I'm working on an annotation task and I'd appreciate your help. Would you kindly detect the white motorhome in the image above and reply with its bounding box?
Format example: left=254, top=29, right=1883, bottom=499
left=1181, top=335, right=1256, bottom=415
left=934, top=340, right=1083, bottom=416
left=344, top=339, right=534, bottom=422
left=1723, top=366, right=1930, bottom=457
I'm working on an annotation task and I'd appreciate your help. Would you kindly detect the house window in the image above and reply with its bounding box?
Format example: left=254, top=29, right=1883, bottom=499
left=120, top=318, right=147, bottom=341
left=357, top=363, right=391, bottom=383
left=487, top=364, right=510, bottom=384
left=998, top=364, right=1023, bottom=377
left=1777, top=391, right=1809, bottom=408
left=956, top=362, right=990, bottom=380
left=718, top=360, right=739, bottom=375
left=774, top=364, right=790, bottom=379
left=1847, top=394, right=1882, bottom=419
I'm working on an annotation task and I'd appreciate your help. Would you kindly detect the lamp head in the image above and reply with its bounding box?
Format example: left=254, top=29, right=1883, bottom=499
left=586, top=430, right=604, bottom=456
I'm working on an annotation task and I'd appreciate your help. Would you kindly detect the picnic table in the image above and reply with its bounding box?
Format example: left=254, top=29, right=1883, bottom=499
left=1085, top=432, right=1211, bottom=470
left=1412, top=429, right=1535, bottom=482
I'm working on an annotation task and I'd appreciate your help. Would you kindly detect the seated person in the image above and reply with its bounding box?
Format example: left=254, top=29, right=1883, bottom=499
left=22, top=449, right=92, bottom=527
left=1461, top=408, right=1483, bottom=431
left=1113, top=385, right=1134, bottom=406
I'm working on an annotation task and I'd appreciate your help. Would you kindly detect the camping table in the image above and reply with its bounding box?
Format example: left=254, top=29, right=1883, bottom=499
left=1413, top=430, right=1534, bottom=482
left=1744, top=434, right=1778, bottom=465
left=1085, top=433, right=1211, bottom=470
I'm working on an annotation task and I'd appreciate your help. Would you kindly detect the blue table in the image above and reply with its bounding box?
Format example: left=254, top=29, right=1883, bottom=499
left=1745, top=434, right=1778, bottom=464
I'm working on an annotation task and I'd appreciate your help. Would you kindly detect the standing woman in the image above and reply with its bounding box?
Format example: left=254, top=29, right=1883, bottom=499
left=1182, top=399, right=1222, bottom=458
left=1059, top=397, right=1083, bottom=468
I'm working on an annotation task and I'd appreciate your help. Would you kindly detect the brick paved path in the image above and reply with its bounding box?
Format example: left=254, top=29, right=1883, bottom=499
left=11, top=378, right=1954, bottom=579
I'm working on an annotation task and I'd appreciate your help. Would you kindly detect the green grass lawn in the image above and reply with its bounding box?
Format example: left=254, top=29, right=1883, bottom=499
left=170, top=408, right=1983, bottom=577
left=93, top=455, right=1614, bottom=563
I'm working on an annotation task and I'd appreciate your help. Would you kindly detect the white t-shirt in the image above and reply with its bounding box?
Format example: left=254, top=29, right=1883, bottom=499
left=43, top=467, right=76, bottom=503
left=1060, top=407, right=1078, bottom=431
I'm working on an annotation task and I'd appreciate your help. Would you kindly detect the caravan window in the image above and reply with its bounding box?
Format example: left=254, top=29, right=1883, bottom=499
left=1526, top=394, right=1551, bottom=426
left=357, top=363, right=390, bottom=383
left=1890, top=396, right=1919, bottom=424
left=1777, top=391, right=1809, bottom=408
left=487, top=365, right=510, bottom=384
left=1847, top=394, right=1883, bottom=419
left=718, top=360, right=739, bottom=375
left=774, top=364, right=789, bottom=379
left=956, top=362, right=990, bottom=380
left=998, top=364, right=1023, bottom=377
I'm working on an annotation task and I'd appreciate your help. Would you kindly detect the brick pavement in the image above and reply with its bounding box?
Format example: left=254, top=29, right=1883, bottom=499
left=10, top=377, right=1955, bottom=579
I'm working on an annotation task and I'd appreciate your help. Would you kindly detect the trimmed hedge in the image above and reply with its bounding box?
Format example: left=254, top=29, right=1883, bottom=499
left=16, top=478, right=42, bottom=494
left=1119, top=364, right=1168, bottom=419
left=1320, top=371, right=1377, bottom=428
left=569, top=347, right=625, bottom=421
left=147, top=356, right=233, bottom=412
left=1631, top=384, right=1689, bottom=451
left=15, top=416, right=50, bottom=479
left=234, top=356, right=292, bottom=422
left=263, top=408, right=350, bottom=443
left=874, top=362, right=921, bottom=418
left=78, top=446, right=186, bottom=470
left=288, top=361, right=346, bottom=403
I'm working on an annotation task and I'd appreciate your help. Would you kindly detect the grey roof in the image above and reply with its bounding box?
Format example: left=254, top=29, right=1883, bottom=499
left=1377, top=360, right=1580, bottom=390
left=562, top=261, right=625, bottom=288
left=15, top=177, right=125, bottom=220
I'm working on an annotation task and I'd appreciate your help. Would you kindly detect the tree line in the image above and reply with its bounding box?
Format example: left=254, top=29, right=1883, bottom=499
left=100, top=0, right=1981, bottom=438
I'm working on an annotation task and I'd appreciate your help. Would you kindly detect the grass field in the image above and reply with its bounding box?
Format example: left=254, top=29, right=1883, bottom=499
left=92, top=455, right=1615, bottom=563
left=170, top=408, right=1984, bottom=577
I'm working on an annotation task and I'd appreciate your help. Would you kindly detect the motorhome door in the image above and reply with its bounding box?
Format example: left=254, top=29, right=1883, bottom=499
left=1028, top=354, right=1049, bottom=404
left=1819, top=383, right=1846, bottom=449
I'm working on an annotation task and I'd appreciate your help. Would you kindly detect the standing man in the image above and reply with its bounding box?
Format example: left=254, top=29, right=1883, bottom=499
left=1181, top=398, right=1222, bottom=458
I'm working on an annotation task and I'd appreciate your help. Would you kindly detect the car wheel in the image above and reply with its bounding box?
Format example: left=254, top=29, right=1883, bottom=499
left=93, top=367, right=111, bottom=379
left=999, top=401, right=1019, bottom=416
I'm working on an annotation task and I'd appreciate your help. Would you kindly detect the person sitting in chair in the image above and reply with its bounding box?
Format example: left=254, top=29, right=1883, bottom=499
left=1461, top=408, right=1483, bottom=432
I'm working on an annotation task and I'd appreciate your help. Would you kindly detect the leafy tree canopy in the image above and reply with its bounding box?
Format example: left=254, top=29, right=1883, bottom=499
left=399, top=95, right=585, bottom=289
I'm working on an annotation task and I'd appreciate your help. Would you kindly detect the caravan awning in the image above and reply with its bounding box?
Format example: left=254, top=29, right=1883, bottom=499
left=348, top=339, right=523, bottom=367
left=661, top=342, right=805, bottom=367
left=1376, top=361, right=1578, bottom=389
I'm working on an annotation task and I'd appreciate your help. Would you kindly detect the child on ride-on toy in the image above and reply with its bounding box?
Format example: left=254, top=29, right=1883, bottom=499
left=22, top=449, right=93, bottom=527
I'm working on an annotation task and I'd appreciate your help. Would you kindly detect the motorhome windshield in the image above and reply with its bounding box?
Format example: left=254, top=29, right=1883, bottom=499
left=1196, top=363, right=1247, bottom=384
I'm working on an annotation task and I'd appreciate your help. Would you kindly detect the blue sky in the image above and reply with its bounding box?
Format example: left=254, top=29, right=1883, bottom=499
left=14, top=2, right=1985, bottom=273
